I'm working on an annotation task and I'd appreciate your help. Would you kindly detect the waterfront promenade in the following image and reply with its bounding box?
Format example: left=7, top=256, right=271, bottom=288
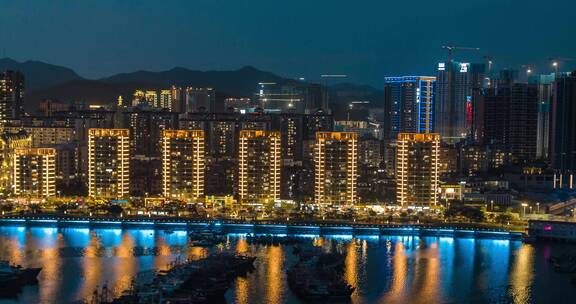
left=0, top=214, right=523, bottom=240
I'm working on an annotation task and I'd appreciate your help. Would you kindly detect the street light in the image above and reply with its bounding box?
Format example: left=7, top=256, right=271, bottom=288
left=521, top=65, right=532, bottom=82
left=521, top=203, right=528, bottom=217
left=490, top=200, right=494, bottom=211
left=536, top=202, right=540, bottom=214
left=553, top=61, right=559, bottom=74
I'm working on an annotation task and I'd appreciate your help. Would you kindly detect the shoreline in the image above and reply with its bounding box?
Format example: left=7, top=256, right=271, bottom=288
left=0, top=215, right=523, bottom=241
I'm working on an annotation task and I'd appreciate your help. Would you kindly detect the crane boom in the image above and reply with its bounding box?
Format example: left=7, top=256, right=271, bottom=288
left=549, top=57, right=576, bottom=61
left=442, top=46, right=480, bottom=51
left=441, top=45, right=480, bottom=64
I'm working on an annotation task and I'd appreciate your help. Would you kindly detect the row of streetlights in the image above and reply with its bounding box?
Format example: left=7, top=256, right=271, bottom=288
left=521, top=59, right=575, bottom=82
left=521, top=202, right=540, bottom=217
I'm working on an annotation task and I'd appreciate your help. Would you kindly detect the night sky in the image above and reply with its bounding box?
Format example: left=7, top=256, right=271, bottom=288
left=1, top=0, right=575, bottom=86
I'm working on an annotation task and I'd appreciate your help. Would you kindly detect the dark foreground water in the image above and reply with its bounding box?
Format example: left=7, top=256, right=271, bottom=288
left=0, top=226, right=574, bottom=304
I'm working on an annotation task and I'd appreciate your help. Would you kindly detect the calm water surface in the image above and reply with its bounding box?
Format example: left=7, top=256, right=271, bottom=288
left=0, top=226, right=574, bottom=304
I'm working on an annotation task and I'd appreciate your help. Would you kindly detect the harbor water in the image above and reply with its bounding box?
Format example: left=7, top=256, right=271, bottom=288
left=0, top=226, right=574, bottom=303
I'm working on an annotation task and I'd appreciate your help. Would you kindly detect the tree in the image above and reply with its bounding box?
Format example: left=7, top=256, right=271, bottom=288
left=461, top=207, right=485, bottom=222
left=495, top=213, right=512, bottom=225
left=107, top=205, right=124, bottom=216
left=444, top=205, right=486, bottom=222
left=29, top=204, right=41, bottom=214
left=56, top=204, right=68, bottom=213
left=444, top=207, right=458, bottom=219
left=0, top=203, right=14, bottom=212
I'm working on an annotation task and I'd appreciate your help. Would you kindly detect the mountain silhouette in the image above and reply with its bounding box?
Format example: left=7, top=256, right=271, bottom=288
left=1, top=58, right=382, bottom=113
left=101, top=65, right=291, bottom=97
left=0, top=58, right=83, bottom=90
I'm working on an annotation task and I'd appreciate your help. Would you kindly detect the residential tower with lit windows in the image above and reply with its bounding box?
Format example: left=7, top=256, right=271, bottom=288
left=396, top=133, right=440, bottom=206
left=238, top=130, right=281, bottom=205
left=13, top=147, right=56, bottom=197
left=162, top=129, right=205, bottom=200
left=314, top=132, right=358, bottom=207
left=87, top=128, right=130, bottom=198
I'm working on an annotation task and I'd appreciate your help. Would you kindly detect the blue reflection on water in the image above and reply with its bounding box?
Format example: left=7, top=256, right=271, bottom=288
left=0, top=227, right=571, bottom=304
left=61, top=228, right=90, bottom=247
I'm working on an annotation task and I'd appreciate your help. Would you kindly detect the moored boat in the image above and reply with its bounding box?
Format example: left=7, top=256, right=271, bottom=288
left=0, top=260, right=42, bottom=297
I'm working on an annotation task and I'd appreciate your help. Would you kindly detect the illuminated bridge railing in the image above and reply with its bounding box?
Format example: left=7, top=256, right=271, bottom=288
left=0, top=215, right=523, bottom=240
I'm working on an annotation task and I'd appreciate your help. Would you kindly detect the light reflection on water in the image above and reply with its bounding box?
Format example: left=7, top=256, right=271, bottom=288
left=0, top=227, right=573, bottom=304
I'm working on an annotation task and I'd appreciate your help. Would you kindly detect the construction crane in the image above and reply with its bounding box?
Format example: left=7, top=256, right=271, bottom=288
left=442, top=45, right=480, bottom=65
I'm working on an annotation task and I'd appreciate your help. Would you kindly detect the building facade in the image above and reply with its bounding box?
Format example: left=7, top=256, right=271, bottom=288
left=0, top=70, right=24, bottom=126
left=3, top=126, right=75, bottom=147
left=314, top=132, right=358, bottom=207
left=185, top=87, right=216, bottom=113
left=551, top=71, right=576, bottom=172
left=0, top=130, right=32, bottom=195
left=396, top=133, right=440, bottom=206
left=87, top=128, right=130, bottom=198
left=162, top=130, right=205, bottom=200
left=476, top=81, right=538, bottom=163
left=435, top=62, right=485, bottom=142
left=384, top=76, right=436, bottom=139
left=530, top=74, right=555, bottom=159
left=238, top=130, right=281, bottom=205
left=13, top=147, right=56, bottom=197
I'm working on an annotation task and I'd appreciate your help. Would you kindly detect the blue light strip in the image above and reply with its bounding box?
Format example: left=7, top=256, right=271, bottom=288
left=324, top=226, right=353, bottom=230
left=61, top=220, right=90, bottom=224
left=0, top=218, right=517, bottom=240
left=258, top=225, right=287, bottom=229
left=290, top=225, right=320, bottom=229
left=477, top=231, right=509, bottom=235
left=225, top=224, right=255, bottom=227
left=434, top=229, right=455, bottom=233
left=29, top=219, right=58, bottom=223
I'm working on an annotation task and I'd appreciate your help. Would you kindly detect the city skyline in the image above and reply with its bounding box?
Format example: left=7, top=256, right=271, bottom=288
left=1, top=1, right=575, bottom=86
left=2, top=2, right=576, bottom=303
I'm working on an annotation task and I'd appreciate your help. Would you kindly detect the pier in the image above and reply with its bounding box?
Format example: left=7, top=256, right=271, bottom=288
left=0, top=215, right=523, bottom=240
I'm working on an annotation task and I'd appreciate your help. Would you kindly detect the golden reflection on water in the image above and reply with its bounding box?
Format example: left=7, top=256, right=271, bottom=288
left=188, top=246, right=208, bottom=260
left=509, top=244, right=534, bottom=303
left=313, top=236, right=324, bottom=248
left=414, top=239, right=440, bottom=303
left=0, top=228, right=554, bottom=304
left=345, top=239, right=359, bottom=289
left=236, top=237, right=249, bottom=254
left=235, top=276, right=250, bottom=304
left=38, top=229, right=63, bottom=304
left=266, top=246, right=284, bottom=304
left=114, top=233, right=136, bottom=295
left=382, top=240, right=408, bottom=304
left=6, top=231, right=24, bottom=265
left=154, top=236, right=172, bottom=271
left=80, top=231, right=103, bottom=300
left=234, top=238, right=250, bottom=304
